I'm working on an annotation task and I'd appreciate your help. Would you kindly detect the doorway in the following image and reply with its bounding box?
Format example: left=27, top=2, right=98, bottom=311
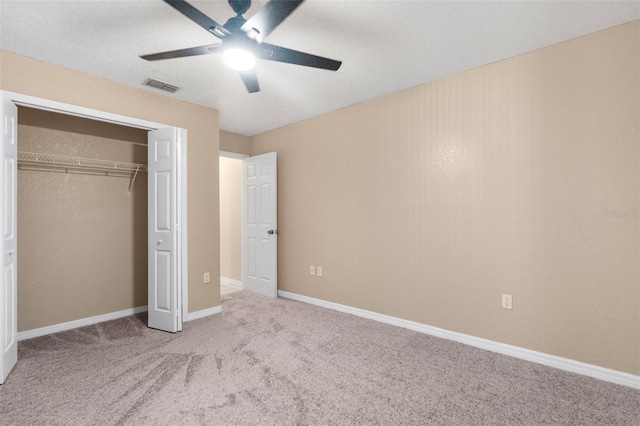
left=219, top=152, right=246, bottom=296
left=219, top=150, right=278, bottom=299
left=1, top=91, right=188, bottom=384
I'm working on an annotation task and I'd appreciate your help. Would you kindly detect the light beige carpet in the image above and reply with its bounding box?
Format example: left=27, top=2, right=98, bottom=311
left=1, top=290, right=638, bottom=425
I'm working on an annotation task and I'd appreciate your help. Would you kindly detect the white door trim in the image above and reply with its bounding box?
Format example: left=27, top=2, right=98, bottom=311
left=219, top=150, right=249, bottom=160
left=179, top=133, right=188, bottom=322
left=2, top=91, right=166, bottom=130
left=0, top=90, right=189, bottom=331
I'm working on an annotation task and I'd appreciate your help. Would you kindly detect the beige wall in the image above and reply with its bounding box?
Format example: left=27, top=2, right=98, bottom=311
left=219, top=157, right=242, bottom=281
left=17, top=108, right=147, bottom=331
left=1, top=49, right=220, bottom=314
left=250, top=22, right=640, bottom=374
left=220, top=130, right=250, bottom=155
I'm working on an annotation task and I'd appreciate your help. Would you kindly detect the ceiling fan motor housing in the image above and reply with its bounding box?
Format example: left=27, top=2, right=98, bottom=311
left=228, top=0, right=251, bottom=16
left=224, top=15, right=247, bottom=32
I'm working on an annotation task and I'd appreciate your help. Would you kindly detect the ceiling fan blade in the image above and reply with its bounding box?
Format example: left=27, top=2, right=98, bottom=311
left=239, top=69, right=260, bottom=93
left=164, top=0, right=230, bottom=38
left=140, top=44, right=222, bottom=61
left=240, top=0, right=304, bottom=44
left=259, top=43, right=342, bottom=71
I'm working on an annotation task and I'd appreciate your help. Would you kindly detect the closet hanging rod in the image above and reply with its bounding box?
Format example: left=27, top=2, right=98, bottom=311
left=17, top=151, right=147, bottom=174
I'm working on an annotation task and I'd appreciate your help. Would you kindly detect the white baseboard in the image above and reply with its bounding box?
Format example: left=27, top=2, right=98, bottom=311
left=220, top=276, right=243, bottom=287
left=17, top=305, right=149, bottom=341
left=185, top=305, right=222, bottom=322
left=278, top=290, right=640, bottom=390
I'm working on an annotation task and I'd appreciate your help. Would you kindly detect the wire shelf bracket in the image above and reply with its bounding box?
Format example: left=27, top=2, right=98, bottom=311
left=128, top=166, right=141, bottom=195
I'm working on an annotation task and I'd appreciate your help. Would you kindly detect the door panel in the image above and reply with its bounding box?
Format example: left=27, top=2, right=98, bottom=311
left=156, top=171, right=171, bottom=231
left=242, top=152, right=277, bottom=298
left=247, top=185, right=256, bottom=225
left=148, top=128, right=181, bottom=332
left=260, top=184, right=271, bottom=224
left=1, top=99, right=17, bottom=384
left=260, top=237, right=272, bottom=281
left=247, top=238, right=257, bottom=278
left=155, top=251, right=171, bottom=311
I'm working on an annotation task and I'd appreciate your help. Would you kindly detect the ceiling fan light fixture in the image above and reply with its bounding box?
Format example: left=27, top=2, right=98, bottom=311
left=223, top=47, right=256, bottom=71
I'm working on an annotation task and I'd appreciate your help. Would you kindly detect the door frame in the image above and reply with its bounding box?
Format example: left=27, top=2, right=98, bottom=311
left=0, top=90, right=189, bottom=326
left=219, top=150, right=278, bottom=298
left=219, top=151, right=248, bottom=294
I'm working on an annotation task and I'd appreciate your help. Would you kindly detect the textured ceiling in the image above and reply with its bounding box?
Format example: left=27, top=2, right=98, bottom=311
left=1, top=1, right=638, bottom=136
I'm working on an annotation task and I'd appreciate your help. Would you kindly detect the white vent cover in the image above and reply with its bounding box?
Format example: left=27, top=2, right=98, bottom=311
left=143, top=78, right=179, bottom=93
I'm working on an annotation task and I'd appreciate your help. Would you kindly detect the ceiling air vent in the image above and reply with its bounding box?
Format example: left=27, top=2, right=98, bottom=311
left=143, top=78, right=179, bottom=93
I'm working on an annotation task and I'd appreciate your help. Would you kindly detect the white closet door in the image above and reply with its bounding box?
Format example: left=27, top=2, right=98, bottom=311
left=148, top=128, right=181, bottom=333
left=1, top=99, right=17, bottom=384
left=242, top=152, right=277, bottom=298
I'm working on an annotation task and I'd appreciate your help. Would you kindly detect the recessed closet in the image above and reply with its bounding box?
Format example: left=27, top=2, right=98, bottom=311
left=17, top=107, right=148, bottom=333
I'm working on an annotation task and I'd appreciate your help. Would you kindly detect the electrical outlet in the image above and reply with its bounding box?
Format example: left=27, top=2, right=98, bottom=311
left=502, top=294, right=512, bottom=310
left=204, top=272, right=210, bottom=283
left=309, top=265, right=315, bottom=276
left=317, top=266, right=323, bottom=277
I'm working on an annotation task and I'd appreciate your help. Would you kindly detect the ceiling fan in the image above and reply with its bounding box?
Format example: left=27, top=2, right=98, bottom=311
left=140, top=0, right=342, bottom=93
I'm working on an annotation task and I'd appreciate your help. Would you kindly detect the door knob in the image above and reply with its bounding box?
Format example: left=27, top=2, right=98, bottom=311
left=157, top=239, right=163, bottom=245
left=267, top=229, right=279, bottom=235
left=8, top=250, right=13, bottom=256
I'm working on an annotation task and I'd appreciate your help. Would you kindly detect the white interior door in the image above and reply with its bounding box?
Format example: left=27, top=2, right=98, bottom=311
left=242, top=152, right=277, bottom=298
left=1, top=99, right=18, bottom=384
left=148, top=127, right=182, bottom=332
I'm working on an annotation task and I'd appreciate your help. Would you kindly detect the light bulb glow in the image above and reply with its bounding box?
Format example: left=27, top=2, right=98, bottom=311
left=223, top=48, right=256, bottom=71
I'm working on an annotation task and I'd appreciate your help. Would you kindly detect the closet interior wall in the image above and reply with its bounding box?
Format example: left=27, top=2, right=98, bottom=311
left=17, top=107, right=148, bottom=332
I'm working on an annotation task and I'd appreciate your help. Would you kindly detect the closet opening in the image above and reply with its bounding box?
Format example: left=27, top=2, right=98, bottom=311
left=2, top=92, right=187, bottom=383
left=16, top=107, right=148, bottom=335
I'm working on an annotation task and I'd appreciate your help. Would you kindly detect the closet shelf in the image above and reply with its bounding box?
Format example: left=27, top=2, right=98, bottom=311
left=17, top=151, right=147, bottom=175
